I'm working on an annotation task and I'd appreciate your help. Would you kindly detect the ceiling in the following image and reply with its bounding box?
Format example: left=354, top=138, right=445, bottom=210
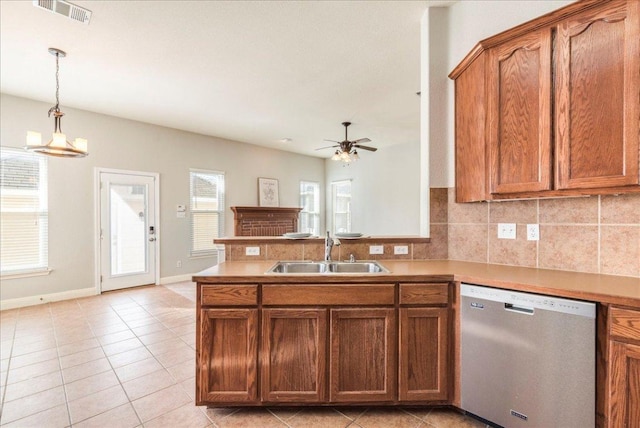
left=0, top=1, right=446, bottom=158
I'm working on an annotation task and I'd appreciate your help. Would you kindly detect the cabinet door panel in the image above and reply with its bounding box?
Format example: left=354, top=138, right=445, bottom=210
left=609, top=341, right=640, bottom=428
left=455, top=54, right=488, bottom=202
left=261, top=309, right=327, bottom=402
left=488, top=29, right=552, bottom=194
left=399, top=307, right=449, bottom=402
left=198, top=309, right=257, bottom=404
left=330, top=308, right=396, bottom=402
left=556, top=1, right=639, bottom=189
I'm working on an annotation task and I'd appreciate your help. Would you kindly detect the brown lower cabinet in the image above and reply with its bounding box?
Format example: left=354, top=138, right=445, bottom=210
left=607, top=306, right=640, bottom=427
left=196, top=282, right=450, bottom=406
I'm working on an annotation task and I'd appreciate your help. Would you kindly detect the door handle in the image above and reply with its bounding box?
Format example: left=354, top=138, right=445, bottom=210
left=149, top=237, right=156, bottom=242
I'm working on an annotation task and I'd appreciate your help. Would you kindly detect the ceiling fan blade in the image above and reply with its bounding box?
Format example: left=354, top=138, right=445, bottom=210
left=354, top=144, right=377, bottom=152
left=315, top=145, right=339, bottom=151
left=354, top=138, right=371, bottom=144
left=323, top=139, right=340, bottom=143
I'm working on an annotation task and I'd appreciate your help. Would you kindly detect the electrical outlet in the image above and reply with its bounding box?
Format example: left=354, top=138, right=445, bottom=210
left=245, top=246, right=260, bottom=256
left=527, top=224, right=540, bottom=241
left=394, top=245, right=409, bottom=255
left=176, top=260, right=182, bottom=268
left=498, top=223, right=516, bottom=239
left=369, top=245, right=384, bottom=255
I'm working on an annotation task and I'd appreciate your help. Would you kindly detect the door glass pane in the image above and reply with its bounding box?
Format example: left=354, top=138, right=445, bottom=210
left=110, top=183, right=147, bottom=276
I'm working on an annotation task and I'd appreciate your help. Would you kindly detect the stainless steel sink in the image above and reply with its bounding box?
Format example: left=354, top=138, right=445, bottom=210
left=266, top=261, right=389, bottom=274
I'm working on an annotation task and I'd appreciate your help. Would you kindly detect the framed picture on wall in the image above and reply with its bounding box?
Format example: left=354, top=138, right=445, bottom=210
left=258, top=177, right=279, bottom=207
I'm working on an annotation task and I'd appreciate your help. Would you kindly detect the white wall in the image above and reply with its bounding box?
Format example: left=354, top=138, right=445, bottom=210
left=325, top=141, right=420, bottom=236
left=1, top=93, right=324, bottom=302
left=427, top=0, right=575, bottom=187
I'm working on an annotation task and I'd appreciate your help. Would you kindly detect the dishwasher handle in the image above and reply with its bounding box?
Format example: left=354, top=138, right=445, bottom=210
left=504, top=303, right=534, bottom=315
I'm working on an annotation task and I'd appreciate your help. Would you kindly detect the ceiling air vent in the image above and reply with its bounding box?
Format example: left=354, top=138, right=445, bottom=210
left=33, top=0, right=92, bottom=25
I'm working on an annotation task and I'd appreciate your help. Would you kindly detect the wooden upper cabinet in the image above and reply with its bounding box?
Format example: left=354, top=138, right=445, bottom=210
left=555, top=0, right=639, bottom=190
left=451, top=0, right=640, bottom=202
left=454, top=54, right=487, bottom=202
left=487, top=29, right=552, bottom=194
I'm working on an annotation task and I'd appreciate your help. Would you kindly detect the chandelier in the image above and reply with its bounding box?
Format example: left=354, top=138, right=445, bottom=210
left=25, top=48, right=88, bottom=158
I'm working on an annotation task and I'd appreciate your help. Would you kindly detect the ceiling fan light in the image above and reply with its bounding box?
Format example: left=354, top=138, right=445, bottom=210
left=331, top=150, right=341, bottom=161
left=340, top=151, right=351, bottom=161
left=352, top=150, right=359, bottom=161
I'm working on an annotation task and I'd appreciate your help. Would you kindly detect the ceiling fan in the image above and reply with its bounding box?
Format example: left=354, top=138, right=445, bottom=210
left=316, top=122, right=377, bottom=163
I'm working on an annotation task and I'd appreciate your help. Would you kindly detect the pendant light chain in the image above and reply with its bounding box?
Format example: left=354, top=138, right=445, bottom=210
left=54, top=52, right=60, bottom=111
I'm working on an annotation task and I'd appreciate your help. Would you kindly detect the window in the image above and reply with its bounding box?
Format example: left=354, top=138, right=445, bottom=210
left=299, top=181, right=320, bottom=235
left=190, top=169, right=225, bottom=256
left=331, top=180, right=351, bottom=234
left=1, top=147, right=48, bottom=275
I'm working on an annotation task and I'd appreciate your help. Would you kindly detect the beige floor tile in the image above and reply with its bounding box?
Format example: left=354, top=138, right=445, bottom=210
left=131, top=383, right=191, bottom=422
left=102, top=337, right=144, bottom=356
left=215, top=408, right=288, bottom=428
left=155, top=344, right=194, bottom=368
left=0, top=385, right=66, bottom=424
left=354, top=408, right=423, bottom=428
left=107, top=346, right=154, bottom=368
left=201, top=406, right=240, bottom=424
left=268, top=407, right=303, bottom=421
left=138, top=328, right=176, bottom=346
left=422, top=409, right=485, bottom=428
left=61, top=357, right=111, bottom=384
left=114, top=356, right=164, bottom=383
left=130, top=322, right=167, bottom=337
left=6, top=357, right=60, bottom=384
left=121, top=368, right=176, bottom=400
left=334, top=407, right=369, bottom=421
left=144, top=403, right=211, bottom=428
left=3, top=370, right=62, bottom=402
left=286, top=407, right=354, bottom=428
left=72, top=402, right=141, bottom=428
left=97, top=329, right=136, bottom=346
left=57, top=337, right=101, bottom=357
left=59, top=346, right=105, bottom=369
left=65, top=369, right=120, bottom=401
left=8, top=347, right=58, bottom=369
left=68, top=384, right=129, bottom=424
left=166, top=358, right=195, bottom=382
left=10, top=338, right=57, bottom=357
left=179, top=376, right=196, bottom=400
left=0, top=403, right=69, bottom=428
left=146, top=337, right=188, bottom=356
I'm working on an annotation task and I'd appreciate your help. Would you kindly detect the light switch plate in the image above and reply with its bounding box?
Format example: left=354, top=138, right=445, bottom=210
left=245, top=246, right=260, bottom=256
left=498, top=223, right=516, bottom=239
left=369, top=245, right=384, bottom=255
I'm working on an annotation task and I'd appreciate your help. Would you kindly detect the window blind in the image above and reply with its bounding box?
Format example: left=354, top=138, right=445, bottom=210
left=1, top=147, right=49, bottom=275
left=190, top=169, right=225, bottom=257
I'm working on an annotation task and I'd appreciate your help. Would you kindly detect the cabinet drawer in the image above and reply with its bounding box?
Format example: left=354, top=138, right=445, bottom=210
left=610, top=307, right=640, bottom=343
left=263, top=284, right=395, bottom=306
left=201, top=285, right=258, bottom=306
left=399, top=283, right=449, bottom=305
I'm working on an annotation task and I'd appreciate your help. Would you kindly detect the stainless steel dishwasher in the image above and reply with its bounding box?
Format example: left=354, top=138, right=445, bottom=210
left=460, top=283, right=596, bottom=428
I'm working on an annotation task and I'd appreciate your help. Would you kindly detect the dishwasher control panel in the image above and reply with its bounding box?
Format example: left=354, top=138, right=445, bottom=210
left=460, top=283, right=596, bottom=318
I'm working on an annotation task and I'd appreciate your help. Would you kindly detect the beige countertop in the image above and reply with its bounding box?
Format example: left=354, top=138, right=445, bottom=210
left=193, top=259, right=640, bottom=307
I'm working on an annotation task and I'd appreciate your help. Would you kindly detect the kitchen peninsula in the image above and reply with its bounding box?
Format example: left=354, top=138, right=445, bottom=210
left=193, top=259, right=640, bottom=427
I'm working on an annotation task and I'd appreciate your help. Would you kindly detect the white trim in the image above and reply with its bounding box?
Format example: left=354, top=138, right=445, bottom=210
left=1, top=268, right=52, bottom=280
left=0, top=287, right=96, bottom=311
left=94, top=168, right=161, bottom=295
left=160, top=274, right=195, bottom=285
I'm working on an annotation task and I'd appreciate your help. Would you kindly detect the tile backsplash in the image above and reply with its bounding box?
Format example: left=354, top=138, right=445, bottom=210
left=446, top=188, right=640, bottom=278
left=224, top=188, right=639, bottom=278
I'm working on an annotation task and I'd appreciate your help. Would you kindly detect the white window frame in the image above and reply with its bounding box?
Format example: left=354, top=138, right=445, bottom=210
left=1, top=147, right=49, bottom=277
left=190, top=169, right=225, bottom=257
left=299, top=180, right=320, bottom=235
left=330, top=179, right=352, bottom=235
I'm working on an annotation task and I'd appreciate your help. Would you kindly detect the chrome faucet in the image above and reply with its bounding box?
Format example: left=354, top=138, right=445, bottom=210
left=324, top=231, right=340, bottom=261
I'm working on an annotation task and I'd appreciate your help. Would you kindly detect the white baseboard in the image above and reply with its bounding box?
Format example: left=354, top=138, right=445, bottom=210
left=0, top=287, right=97, bottom=311
left=160, top=274, right=195, bottom=285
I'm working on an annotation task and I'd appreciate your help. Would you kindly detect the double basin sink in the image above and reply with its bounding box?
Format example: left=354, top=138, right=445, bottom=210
left=267, top=260, right=389, bottom=274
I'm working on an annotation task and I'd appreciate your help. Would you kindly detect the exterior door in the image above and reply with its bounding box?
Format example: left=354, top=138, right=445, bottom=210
left=99, top=171, right=158, bottom=292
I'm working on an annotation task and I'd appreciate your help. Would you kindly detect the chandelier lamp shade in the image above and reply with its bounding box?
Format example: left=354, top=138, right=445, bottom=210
left=25, top=48, right=88, bottom=158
